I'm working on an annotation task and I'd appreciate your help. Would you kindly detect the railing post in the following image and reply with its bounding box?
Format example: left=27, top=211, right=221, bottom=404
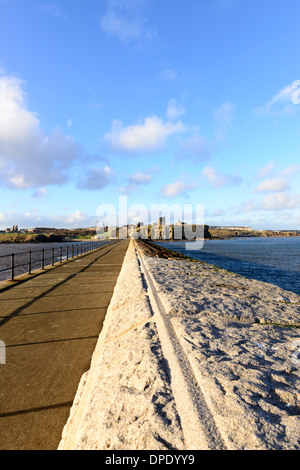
left=72, top=245, right=74, bottom=259
left=51, top=248, right=54, bottom=266
left=28, top=251, right=32, bottom=274
left=60, top=246, right=62, bottom=263
left=66, top=245, right=69, bottom=261
left=11, top=253, right=14, bottom=281
left=41, top=249, right=45, bottom=269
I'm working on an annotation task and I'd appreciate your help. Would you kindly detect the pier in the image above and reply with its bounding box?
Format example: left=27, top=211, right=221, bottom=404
left=1, top=238, right=299, bottom=450
left=0, top=240, right=129, bottom=450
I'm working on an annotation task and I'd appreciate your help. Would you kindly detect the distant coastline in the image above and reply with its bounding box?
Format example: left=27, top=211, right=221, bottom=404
left=208, top=228, right=300, bottom=240
left=1, top=225, right=299, bottom=244
left=0, top=227, right=96, bottom=244
left=0, top=233, right=64, bottom=244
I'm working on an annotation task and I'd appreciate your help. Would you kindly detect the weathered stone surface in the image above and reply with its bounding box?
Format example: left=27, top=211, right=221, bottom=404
left=59, top=240, right=300, bottom=450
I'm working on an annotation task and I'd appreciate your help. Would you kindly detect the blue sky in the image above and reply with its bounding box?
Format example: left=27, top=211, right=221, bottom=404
left=0, top=0, right=300, bottom=230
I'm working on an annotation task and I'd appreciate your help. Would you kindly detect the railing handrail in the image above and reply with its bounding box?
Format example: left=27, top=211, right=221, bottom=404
left=0, top=241, right=106, bottom=281
left=0, top=244, right=81, bottom=259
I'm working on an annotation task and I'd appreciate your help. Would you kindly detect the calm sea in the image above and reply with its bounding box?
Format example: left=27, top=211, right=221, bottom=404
left=155, top=237, right=300, bottom=296
left=0, top=240, right=111, bottom=282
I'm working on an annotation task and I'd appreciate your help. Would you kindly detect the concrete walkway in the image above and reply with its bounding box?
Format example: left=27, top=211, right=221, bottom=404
left=0, top=240, right=129, bottom=450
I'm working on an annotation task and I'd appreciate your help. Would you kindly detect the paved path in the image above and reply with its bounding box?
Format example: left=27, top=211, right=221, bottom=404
left=0, top=240, right=129, bottom=450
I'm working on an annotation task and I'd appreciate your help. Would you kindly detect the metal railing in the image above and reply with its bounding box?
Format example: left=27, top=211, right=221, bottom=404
left=0, top=241, right=106, bottom=281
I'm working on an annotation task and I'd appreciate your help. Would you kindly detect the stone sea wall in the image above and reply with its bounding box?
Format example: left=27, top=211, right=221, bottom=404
left=58, top=239, right=300, bottom=450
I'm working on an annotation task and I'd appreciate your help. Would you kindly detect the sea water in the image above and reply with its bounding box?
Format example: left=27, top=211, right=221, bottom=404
left=155, top=237, right=300, bottom=296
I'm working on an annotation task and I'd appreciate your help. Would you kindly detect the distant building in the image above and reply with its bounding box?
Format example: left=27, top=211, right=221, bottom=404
left=100, top=222, right=108, bottom=233
left=5, top=226, right=19, bottom=233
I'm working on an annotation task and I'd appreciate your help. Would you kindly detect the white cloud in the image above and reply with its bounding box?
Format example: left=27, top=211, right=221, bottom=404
left=213, top=101, right=234, bottom=142
left=100, top=9, right=143, bottom=42
left=32, top=187, right=49, bottom=198
left=161, top=182, right=187, bottom=198
left=118, top=171, right=152, bottom=195
left=36, top=2, right=67, bottom=18
left=253, top=165, right=300, bottom=200
left=233, top=160, right=300, bottom=221
left=77, top=166, right=115, bottom=190
left=175, top=101, right=234, bottom=162
left=233, top=191, right=300, bottom=214
left=104, top=115, right=186, bottom=152
left=282, top=164, right=300, bottom=177
left=254, top=83, right=296, bottom=117
left=159, top=69, right=177, bottom=81
left=257, top=162, right=275, bottom=179
left=254, top=177, right=291, bottom=193
left=202, top=166, right=242, bottom=188
left=65, top=210, right=89, bottom=225
left=210, top=208, right=226, bottom=217
left=0, top=76, right=39, bottom=142
left=0, top=74, right=81, bottom=189
left=161, top=180, right=197, bottom=199
left=100, top=0, right=155, bottom=44
left=130, top=172, right=152, bottom=184
left=0, top=208, right=96, bottom=230
left=178, top=129, right=209, bottom=162
left=261, top=192, right=300, bottom=211
left=166, top=99, right=185, bottom=121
